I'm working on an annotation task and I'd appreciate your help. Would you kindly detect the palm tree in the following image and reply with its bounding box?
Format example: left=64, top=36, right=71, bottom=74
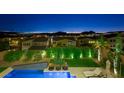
left=95, top=34, right=110, bottom=62
left=94, top=33, right=123, bottom=77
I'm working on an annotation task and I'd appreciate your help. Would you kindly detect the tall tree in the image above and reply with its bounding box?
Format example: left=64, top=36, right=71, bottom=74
left=113, top=33, right=122, bottom=77
left=95, top=34, right=108, bottom=62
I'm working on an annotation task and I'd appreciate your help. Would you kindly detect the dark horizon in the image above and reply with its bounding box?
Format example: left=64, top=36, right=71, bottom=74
left=0, top=30, right=124, bottom=34
left=0, top=14, right=124, bottom=33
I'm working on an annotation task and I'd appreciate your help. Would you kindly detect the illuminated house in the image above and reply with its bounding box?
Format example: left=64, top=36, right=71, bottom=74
left=21, top=39, right=33, bottom=50
left=77, top=37, right=97, bottom=47
left=29, top=37, right=49, bottom=50
left=9, top=37, right=22, bottom=50
left=104, top=31, right=124, bottom=51
left=52, top=37, right=76, bottom=47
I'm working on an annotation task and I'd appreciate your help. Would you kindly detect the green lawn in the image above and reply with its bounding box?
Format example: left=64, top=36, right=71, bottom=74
left=46, top=47, right=97, bottom=59
left=3, top=50, right=42, bottom=62
left=66, top=58, right=100, bottom=67
left=4, top=51, right=24, bottom=62
left=51, top=58, right=100, bottom=67
left=26, top=50, right=40, bottom=59
left=3, top=47, right=98, bottom=68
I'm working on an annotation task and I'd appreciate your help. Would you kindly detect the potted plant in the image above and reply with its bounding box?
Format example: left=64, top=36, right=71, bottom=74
left=54, top=59, right=62, bottom=71
left=55, top=64, right=61, bottom=71
left=48, top=62, right=54, bottom=71
left=62, top=62, right=68, bottom=70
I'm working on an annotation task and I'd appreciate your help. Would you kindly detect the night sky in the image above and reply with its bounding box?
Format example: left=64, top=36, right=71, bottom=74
left=0, top=14, right=124, bottom=33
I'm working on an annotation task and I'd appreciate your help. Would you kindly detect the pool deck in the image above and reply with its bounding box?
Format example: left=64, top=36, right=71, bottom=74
left=45, top=67, right=100, bottom=78
left=1, top=67, right=114, bottom=78
left=45, top=67, right=114, bottom=78
left=69, top=67, right=97, bottom=78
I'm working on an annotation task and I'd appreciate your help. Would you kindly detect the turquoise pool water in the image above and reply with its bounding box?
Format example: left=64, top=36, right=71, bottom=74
left=4, top=70, right=76, bottom=78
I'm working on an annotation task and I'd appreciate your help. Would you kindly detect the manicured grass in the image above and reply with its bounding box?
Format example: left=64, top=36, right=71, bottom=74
left=46, top=47, right=97, bottom=59
left=66, top=58, right=100, bottom=67
left=0, top=67, right=7, bottom=72
left=47, top=47, right=99, bottom=67
left=4, top=51, right=24, bottom=62
left=51, top=59, right=65, bottom=65
left=4, top=50, right=42, bottom=62
left=3, top=47, right=98, bottom=67
left=26, top=50, right=40, bottom=59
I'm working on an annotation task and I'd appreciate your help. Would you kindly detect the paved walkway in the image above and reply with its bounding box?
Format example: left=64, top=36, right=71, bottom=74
left=45, top=67, right=114, bottom=78
left=69, top=67, right=98, bottom=78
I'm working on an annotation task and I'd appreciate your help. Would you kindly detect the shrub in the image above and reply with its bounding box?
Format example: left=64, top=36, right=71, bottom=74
left=4, top=51, right=24, bottom=62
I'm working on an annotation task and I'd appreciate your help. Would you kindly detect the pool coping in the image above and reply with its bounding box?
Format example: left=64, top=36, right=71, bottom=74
left=0, top=67, right=13, bottom=78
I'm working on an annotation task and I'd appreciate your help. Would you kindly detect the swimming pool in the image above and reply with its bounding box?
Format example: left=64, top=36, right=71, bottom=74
left=4, top=70, right=76, bottom=78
